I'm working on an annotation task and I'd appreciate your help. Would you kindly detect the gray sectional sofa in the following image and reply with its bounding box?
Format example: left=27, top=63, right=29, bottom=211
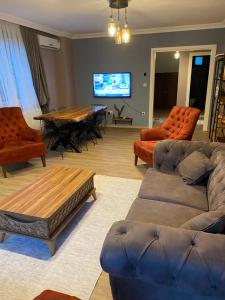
left=101, top=140, right=225, bottom=300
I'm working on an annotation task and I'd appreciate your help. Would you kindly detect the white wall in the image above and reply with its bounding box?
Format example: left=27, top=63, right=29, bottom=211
left=176, top=52, right=189, bottom=106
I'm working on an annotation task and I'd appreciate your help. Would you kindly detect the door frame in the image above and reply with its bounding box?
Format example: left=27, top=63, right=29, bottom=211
left=149, top=45, right=217, bottom=131
left=185, top=51, right=211, bottom=107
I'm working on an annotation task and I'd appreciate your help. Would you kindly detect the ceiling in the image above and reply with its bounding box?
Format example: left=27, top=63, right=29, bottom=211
left=0, top=0, right=225, bottom=38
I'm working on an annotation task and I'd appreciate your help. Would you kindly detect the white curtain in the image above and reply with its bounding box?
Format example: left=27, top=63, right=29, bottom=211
left=0, top=20, right=41, bottom=129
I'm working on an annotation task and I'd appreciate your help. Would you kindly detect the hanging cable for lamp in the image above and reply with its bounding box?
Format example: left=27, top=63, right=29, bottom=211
left=115, top=8, right=122, bottom=44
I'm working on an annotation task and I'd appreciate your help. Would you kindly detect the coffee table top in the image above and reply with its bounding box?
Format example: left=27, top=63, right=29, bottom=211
left=0, top=167, right=95, bottom=219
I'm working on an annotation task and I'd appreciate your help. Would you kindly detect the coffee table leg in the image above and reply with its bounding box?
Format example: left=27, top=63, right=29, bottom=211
left=91, top=189, right=97, bottom=200
left=0, top=232, right=6, bottom=243
left=47, top=240, right=56, bottom=256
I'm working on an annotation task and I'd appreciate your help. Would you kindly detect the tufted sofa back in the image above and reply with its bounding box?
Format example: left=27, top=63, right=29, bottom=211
left=207, top=149, right=225, bottom=210
left=154, top=140, right=217, bottom=173
left=154, top=140, right=225, bottom=211
left=0, top=107, right=29, bottom=143
left=161, top=106, right=200, bottom=140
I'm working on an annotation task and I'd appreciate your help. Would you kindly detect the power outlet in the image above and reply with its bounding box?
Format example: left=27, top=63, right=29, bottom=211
left=141, top=112, right=146, bottom=116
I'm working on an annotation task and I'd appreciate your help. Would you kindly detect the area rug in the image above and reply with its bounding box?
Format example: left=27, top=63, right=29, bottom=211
left=0, top=175, right=141, bottom=300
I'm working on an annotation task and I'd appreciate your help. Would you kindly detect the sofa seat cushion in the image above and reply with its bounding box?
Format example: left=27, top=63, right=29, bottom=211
left=138, top=168, right=208, bottom=211
left=134, top=141, right=156, bottom=164
left=126, top=197, right=204, bottom=227
left=0, top=140, right=45, bottom=165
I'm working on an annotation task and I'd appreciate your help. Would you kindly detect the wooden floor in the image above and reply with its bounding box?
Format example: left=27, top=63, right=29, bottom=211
left=0, top=127, right=146, bottom=200
left=0, top=126, right=208, bottom=300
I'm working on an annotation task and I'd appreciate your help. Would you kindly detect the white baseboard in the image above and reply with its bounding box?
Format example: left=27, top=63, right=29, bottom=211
left=104, top=124, right=147, bottom=129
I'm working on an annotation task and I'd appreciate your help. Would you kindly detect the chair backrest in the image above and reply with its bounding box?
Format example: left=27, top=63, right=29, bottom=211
left=0, top=107, right=28, bottom=143
left=161, top=106, right=200, bottom=140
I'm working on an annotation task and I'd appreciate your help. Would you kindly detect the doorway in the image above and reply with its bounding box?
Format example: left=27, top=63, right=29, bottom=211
left=154, top=52, right=179, bottom=125
left=149, top=45, right=217, bottom=131
left=188, top=54, right=210, bottom=113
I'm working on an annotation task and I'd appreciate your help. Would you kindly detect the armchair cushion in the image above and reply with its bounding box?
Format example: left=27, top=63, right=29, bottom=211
left=0, top=140, right=45, bottom=165
left=181, top=208, right=225, bottom=233
left=0, top=140, right=4, bottom=149
left=140, top=127, right=167, bottom=141
left=20, top=127, right=43, bottom=142
left=178, top=151, right=214, bottom=185
left=134, top=141, right=156, bottom=164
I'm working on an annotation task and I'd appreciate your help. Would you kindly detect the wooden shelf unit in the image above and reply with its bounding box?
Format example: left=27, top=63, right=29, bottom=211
left=209, top=54, right=225, bottom=142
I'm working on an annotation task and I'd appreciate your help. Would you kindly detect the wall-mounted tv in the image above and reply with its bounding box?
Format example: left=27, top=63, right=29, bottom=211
left=93, top=72, right=131, bottom=98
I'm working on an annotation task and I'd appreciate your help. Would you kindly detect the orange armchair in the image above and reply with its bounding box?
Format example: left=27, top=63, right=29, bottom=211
left=134, top=106, right=200, bottom=165
left=0, top=107, right=46, bottom=177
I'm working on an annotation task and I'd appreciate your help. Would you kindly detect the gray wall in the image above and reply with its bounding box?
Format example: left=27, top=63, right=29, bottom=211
left=73, top=28, right=225, bottom=127
left=41, top=37, right=76, bottom=111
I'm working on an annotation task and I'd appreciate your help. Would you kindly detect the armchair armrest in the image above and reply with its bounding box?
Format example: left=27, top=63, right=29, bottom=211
left=20, top=127, right=43, bottom=142
left=140, top=127, right=167, bottom=141
left=101, top=220, right=225, bottom=297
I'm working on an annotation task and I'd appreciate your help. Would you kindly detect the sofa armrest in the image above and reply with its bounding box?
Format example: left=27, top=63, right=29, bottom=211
left=101, top=220, right=225, bottom=297
left=153, top=140, right=218, bottom=173
left=140, top=127, right=167, bottom=141
left=20, top=127, right=43, bottom=142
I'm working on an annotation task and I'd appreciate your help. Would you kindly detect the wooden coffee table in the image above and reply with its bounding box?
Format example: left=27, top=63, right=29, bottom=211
left=0, top=167, right=96, bottom=255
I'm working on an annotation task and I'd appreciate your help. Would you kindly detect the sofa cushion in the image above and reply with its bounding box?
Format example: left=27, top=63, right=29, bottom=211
left=126, top=197, right=204, bottom=227
left=181, top=208, right=225, bottom=233
left=138, top=168, right=208, bottom=211
left=178, top=151, right=214, bottom=185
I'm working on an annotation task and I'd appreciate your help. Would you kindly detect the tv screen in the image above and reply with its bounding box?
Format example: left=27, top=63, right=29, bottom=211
left=93, top=72, right=131, bottom=98
left=195, top=56, right=203, bottom=66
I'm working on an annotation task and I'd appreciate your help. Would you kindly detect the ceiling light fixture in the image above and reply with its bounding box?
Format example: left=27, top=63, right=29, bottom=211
left=108, top=8, right=117, bottom=37
left=122, top=8, right=131, bottom=43
left=174, top=51, right=180, bottom=59
left=107, top=0, right=131, bottom=44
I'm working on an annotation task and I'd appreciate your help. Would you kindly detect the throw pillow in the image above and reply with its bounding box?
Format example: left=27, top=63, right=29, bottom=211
left=178, top=151, right=214, bottom=185
left=181, top=209, right=225, bottom=233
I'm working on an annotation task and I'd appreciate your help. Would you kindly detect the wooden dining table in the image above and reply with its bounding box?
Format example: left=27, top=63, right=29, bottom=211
left=34, top=105, right=107, bottom=153
left=34, top=105, right=107, bottom=123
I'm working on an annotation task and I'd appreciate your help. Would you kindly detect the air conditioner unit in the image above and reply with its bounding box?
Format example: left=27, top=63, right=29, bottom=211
left=38, top=35, right=60, bottom=50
